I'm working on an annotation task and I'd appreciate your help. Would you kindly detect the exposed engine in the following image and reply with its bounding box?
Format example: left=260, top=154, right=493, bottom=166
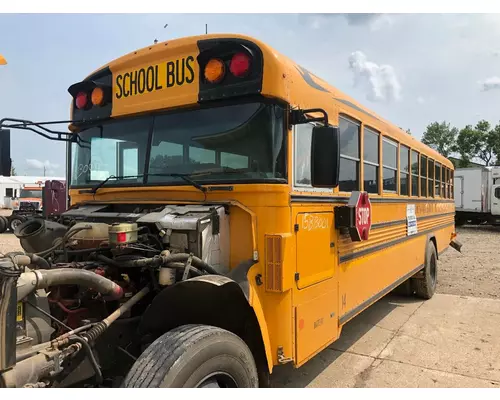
left=0, top=203, right=231, bottom=388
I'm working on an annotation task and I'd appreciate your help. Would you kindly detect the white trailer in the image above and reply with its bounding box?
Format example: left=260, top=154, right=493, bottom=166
left=454, top=166, right=500, bottom=225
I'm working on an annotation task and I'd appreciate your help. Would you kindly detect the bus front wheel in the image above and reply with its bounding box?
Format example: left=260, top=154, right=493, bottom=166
left=122, top=324, right=259, bottom=388
left=413, top=242, right=438, bottom=300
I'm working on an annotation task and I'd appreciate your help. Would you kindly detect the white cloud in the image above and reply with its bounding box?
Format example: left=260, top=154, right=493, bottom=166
left=479, top=76, right=500, bottom=91
left=417, top=96, right=425, bottom=104
left=26, top=159, right=60, bottom=171
left=303, top=13, right=392, bottom=31
left=348, top=51, right=402, bottom=103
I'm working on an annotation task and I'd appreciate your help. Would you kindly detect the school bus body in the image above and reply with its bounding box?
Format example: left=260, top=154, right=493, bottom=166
left=67, top=34, right=455, bottom=373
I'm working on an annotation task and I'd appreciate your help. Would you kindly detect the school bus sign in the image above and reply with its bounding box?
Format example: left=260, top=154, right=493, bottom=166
left=0, top=54, right=6, bottom=65
left=335, top=191, right=372, bottom=242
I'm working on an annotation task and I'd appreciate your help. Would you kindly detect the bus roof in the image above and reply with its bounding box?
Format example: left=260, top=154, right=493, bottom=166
left=82, top=33, right=452, bottom=169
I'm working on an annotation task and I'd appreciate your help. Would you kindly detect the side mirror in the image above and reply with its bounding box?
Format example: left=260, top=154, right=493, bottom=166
left=311, top=126, right=340, bottom=188
left=0, top=129, right=11, bottom=177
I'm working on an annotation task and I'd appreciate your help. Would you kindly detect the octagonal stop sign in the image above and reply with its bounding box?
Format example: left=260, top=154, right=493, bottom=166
left=345, top=191, right=372, bottom=241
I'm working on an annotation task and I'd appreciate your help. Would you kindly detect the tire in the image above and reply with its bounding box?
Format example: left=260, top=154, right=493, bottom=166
left=0, top=216, right=6, bottom=234
left=122, top=324, right=259, bottom=388
left=413, top=241, right=438, bottom=300
left=391, top=279, right=412, bottom=296
left=9, top=216, right=24, bottom=232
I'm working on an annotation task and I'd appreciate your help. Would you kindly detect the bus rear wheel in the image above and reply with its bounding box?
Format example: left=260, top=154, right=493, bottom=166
left=122, top=324, right=259, bottom=388
left=413, top=242, right=438, bottom=300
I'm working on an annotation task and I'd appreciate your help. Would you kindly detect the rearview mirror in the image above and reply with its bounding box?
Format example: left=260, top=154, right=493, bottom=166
left=311, top=126, right=340, bottom=188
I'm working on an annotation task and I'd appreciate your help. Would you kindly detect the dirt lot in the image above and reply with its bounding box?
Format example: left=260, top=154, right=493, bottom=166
left=438, top=225, right=500, bottom=299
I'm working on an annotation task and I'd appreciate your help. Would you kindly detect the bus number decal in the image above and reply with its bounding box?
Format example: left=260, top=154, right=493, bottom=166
left=115, top=56, right=195, bottom=99
left=302, top=213, right=329, bottom=231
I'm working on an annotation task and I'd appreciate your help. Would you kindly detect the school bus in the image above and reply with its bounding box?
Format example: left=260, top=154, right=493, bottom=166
left=0, top=33, right=461, bottom=388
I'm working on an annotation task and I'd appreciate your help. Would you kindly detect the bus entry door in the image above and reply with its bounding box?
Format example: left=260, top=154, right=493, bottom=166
left=294, top=211, right=338, bottom=366
left=295, top=212, right=335, bottom=289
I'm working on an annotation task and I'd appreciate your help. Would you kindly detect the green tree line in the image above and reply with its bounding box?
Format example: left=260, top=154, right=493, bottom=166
left=421, top=120, right=500, bottom=167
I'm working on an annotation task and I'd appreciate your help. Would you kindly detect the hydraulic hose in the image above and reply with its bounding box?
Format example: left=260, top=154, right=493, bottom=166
left=95, top=253, right=218, bottom=275
left=163, top=253, right=220, bottom=275
left=16, top=268, right=124, bottom=302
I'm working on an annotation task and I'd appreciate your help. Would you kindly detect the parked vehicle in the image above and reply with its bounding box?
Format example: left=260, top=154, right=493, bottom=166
left=0, top=180, right=67, bottom=233
left=454, top=166, right=500, bottom=226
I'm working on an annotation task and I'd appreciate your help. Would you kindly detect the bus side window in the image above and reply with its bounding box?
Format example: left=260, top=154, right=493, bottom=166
left=435, top=162, right=441, bottom=197
left=382, top=137, right=397, bottom=193
left=399, top=144, right=410, bottom=196
left=294, top=123, right=314, bottom=187
left=428, top=159, right=435, bottom=197
left=339, top=116, right=360, bottom=192
left=411, top=150, right=419, bottom=197
left=420, top=155, right=428, bottom=197
left=363, top=127, right=379, bottom=194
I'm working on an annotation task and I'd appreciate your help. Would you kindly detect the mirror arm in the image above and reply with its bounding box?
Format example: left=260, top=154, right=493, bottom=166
left=290, top=108, right=329, bottom=128
left=0, top=118, right=90, bottom=148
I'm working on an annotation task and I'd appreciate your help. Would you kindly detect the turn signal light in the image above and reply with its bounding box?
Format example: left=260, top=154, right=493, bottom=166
left=91, top=87, right=105, bottom=106
left=204, top=58, right=225, bottom=83
left=75, top=92, right=88, bottom=110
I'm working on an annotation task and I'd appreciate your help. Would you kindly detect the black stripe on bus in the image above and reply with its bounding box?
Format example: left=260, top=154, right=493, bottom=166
left=290, top=194, right=455, bottom=204
left=371, top=212, right=455, bottom=230
left=339, top=221, right=454, bottom=264
left=338, top=248, right=448, bottom=326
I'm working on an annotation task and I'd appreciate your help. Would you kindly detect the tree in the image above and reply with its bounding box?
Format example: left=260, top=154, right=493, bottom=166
left=421, top=121, right=457, bottom=157
left=454, top=125, right=481, bottom=167
left=488, top=122, right=500, bottom=166
left=10, top=162, right=16, bottom=176
left=474, top=120, right=496, bottom=166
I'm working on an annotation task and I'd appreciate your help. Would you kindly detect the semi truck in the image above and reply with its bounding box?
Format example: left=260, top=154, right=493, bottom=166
left=0, top=180, right=67, bottom=233
left=454, top=166, right=500, bottom=226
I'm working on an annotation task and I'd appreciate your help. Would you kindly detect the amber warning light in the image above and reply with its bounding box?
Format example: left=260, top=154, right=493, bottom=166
left=203, top=50, right=253, bottom=84
left=73, top=85, right=111, bottom=110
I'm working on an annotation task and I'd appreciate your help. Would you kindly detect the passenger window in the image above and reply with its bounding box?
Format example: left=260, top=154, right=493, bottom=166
left=495, top=187, right=500, bottom=199
left=339, top=116, right=360, bottom=192
left=363, top=127, right=379, bottom=194
left=411, top=150, right=419, bottom=197
left=435, top=162, right=441, bottom=197
left=428, top=159, right=435, bottom=197
left=443, top=167, right=450, bottom=199
left=400, top=145, right=409, bottom=196
left=294, top=123, right=314, bottom=187
left=420, top=155, right=428, bottom=197
left=382, top=137, right=397, bottom=192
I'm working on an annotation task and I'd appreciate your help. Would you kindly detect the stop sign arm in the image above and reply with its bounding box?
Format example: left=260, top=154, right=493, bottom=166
left=334, top=191, right=372, bottom=242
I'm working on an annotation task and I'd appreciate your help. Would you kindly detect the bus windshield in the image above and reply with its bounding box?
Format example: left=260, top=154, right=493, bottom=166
left=71, top=102, right=287, bottom=187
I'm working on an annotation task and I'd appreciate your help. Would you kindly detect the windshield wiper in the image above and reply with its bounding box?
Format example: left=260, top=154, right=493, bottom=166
left=90, top=173, right=207, bottom=195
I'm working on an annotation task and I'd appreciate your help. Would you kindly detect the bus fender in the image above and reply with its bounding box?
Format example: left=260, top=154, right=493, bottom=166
left=138, top=260, right=274, bottom=374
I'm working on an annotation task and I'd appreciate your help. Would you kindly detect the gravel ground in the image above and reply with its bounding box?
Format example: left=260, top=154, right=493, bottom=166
left=0, top=209, right=496, bottom=299
left=437, top=225, right=500, bottom=299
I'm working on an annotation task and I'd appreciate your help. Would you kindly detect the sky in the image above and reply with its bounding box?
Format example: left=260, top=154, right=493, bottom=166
left=1, top=13, right=500, bottom=176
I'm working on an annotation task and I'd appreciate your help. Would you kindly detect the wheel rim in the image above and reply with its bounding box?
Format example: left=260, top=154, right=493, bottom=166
left=429, top=252, right=437, bottom=287
left=11, top=219, right=21, bottom=231
left=195, top=372, right=238, bottom=388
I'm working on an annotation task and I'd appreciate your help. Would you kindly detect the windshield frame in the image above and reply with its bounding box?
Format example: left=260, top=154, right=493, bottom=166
left=69, top=98, right=289, bottom=190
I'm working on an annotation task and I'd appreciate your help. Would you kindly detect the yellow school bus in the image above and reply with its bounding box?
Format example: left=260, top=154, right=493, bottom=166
left=0, top=33, right=460, bottom=388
